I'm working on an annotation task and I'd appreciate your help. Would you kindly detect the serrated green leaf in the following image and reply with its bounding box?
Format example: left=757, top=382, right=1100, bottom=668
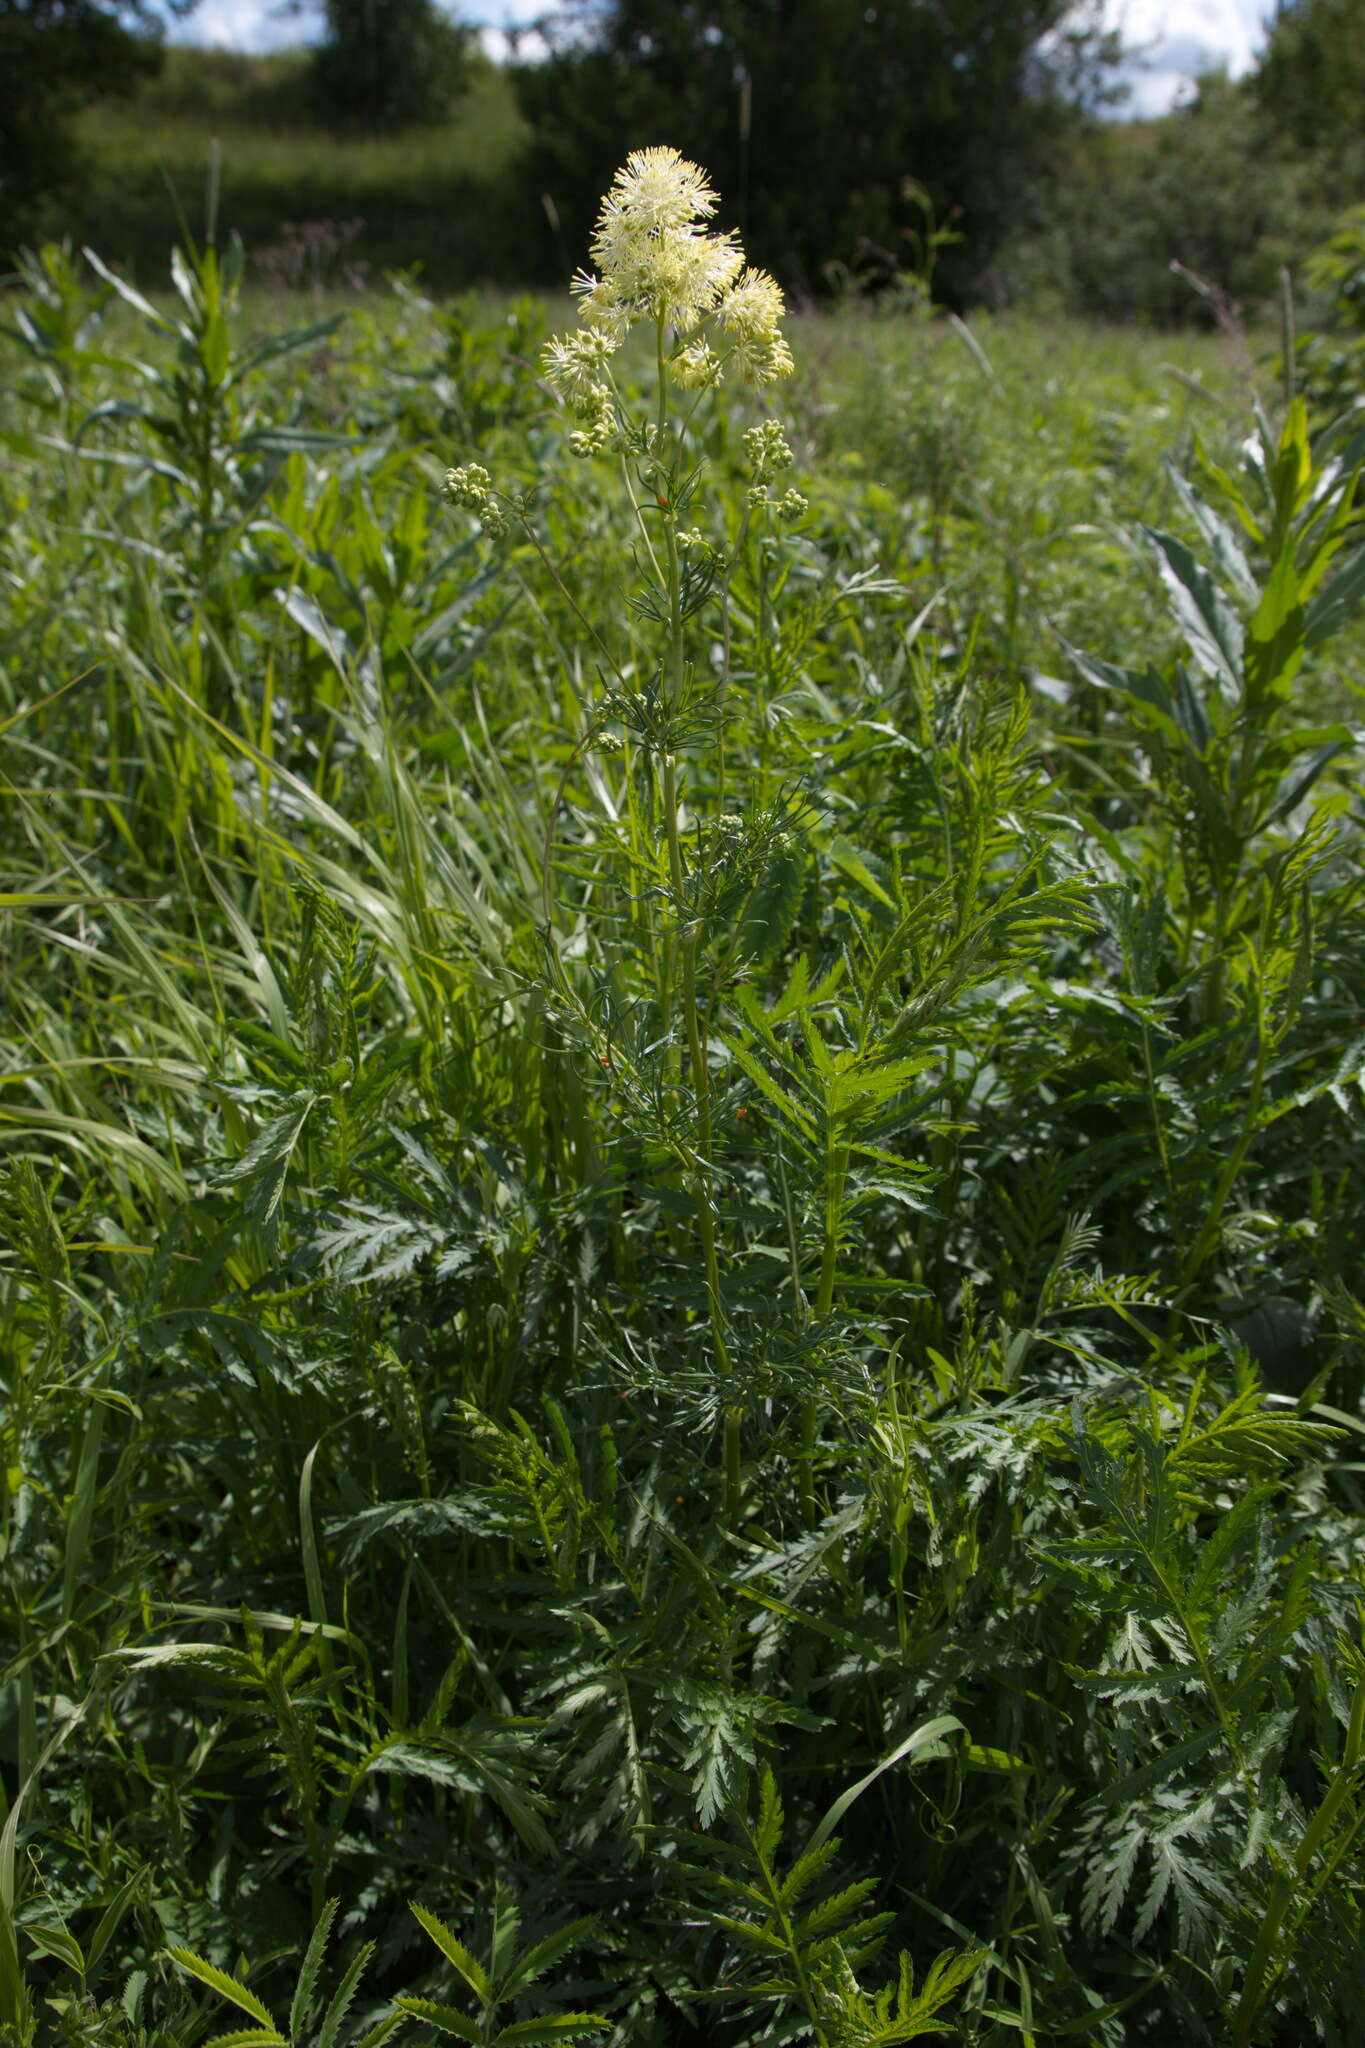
left=498, top=1917, right=597, bottom=2001
left=201, top=2032, right=287, bottom=2048
left=830, top=1053, right=933, bottom=1114
left=395, top=1996, right=481, bottom=2041
left=723, top=1038, right=817, bottom=1141
left=316, top=1938, right=373, bottom=2048
left=290, top=1896, right=337, bottom=2039
left=1168, top=463, right=1258, bottom=604
left=1244, top=543, right=1304, bottom=709
left=493, top=2018, right=611, bottom=2044
left=756, top=1764, right=784, bottom=1861
left=706, top=1912, right=788, bottom=1953
left=732, top=844, right=806, bottom=966
left=410, top=1905, right=492, bottom=2001
left=166, top=1949, right=277, bottom=2031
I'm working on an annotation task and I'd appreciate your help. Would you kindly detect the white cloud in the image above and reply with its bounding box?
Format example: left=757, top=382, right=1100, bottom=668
left=171, top=0, right=549, bottom=50
left=168, top=0, right=296, bottom=48
left=476, top=13, right=552, bottom=64
left=171, top=0, right=1272, bottom=116
left=1108, top=0, right=1267, bottom=113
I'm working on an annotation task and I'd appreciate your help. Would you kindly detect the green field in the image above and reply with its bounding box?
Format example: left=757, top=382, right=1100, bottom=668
left=2, top=201, right=1364, bottom=2048
left=70, top=51, right=539, bottom=290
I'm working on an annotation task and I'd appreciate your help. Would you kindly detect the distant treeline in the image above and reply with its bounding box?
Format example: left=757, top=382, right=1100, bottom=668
left=7, top=0, right=1365, bottom=324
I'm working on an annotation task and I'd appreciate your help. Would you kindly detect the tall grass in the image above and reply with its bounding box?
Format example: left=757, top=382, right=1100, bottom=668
left=0, top=198, right=1363, bottom=2048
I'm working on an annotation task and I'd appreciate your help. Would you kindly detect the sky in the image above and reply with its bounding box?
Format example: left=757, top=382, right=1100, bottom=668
left=173, top=0, right=1272, bottom=120
left=1113, top=0, right=1267, bottom=113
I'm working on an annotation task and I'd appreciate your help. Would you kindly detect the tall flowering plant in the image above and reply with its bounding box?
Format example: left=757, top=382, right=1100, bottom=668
left=443, top=148, right=804, bottom=1515
left=440, top=148, right=1092, bottom=1546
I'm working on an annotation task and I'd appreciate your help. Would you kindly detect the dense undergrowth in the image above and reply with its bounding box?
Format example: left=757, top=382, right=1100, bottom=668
left=1, top=166, right=1364, bottom=2048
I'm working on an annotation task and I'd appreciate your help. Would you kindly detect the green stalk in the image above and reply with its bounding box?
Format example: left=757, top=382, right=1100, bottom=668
left=654, top=351, right=739, bottom=1514
left=816, top=1122, right=849, bottom=1319
left=753, top=1835, right=832, bottom=2048
left=1140, top=1010, right=1176, bottom=1202
left=655, top=315, right=669, bottom=456
left=662, top=752, right=737, bottom=1508
left=1232, top=1673, right=1365, bottom=2044
left=800, top=1117, right=850, bottom=1527
left=798, top=1399, right=819, bottom=1529
left=1177, top=1017, right=1268, bottom=1296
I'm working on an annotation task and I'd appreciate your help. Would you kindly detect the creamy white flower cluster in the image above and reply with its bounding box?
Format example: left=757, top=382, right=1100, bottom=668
left=539, top=328, right=619, bottom=455
left=542, top=146, right=794, bottom=447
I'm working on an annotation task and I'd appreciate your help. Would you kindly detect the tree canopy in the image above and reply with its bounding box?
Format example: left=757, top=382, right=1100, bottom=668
left=312, top=0, right=471, bottom=128
left=516, top=0, right=1125, bottom=299
left=0, top=0, right=171, bottom=247
left=1255, top=0, right=1365, bottom=174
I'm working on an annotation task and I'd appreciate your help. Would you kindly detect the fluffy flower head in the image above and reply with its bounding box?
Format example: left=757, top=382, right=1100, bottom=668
left=672, top=340, right=723, bottom=391
left=599, top=146, right=721, bottom=233
left=542, top=146, right=795, bottom=434
left=582, top=146, right=743, bottom=334
left=721, top=268, right=786, bottom=343
left=541, top=327, right=617, bottom=412
left=719, top=268, right=794, bottom=385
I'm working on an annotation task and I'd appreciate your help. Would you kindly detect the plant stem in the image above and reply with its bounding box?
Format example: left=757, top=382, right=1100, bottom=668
left=663, top=762, right=733, bottom=1364
left=1232, top=1673, right=1365, bottom=2044
left=816, top=1122, right=848, bottom=1319
left=1178, top=1014, right=1268, bottom=1296
left=656, top=400, right=737, bottom=1513
left=798, top=1399, right=819, bottom=1529
left=724, top=1405, right=744, bottom=1524
left=754, top=1838, right=832, bottom=2048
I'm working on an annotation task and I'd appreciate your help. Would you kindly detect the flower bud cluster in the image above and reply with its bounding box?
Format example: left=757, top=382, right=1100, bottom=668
left=743, top=420, right=795, bottom=485
left=711, top=813, right=800, bottom=870
left=442, top=463, right=509, bottom=537
left=443, top=462, right=491, bottom=507
left=742, top=422, right=805, bottom=523
left=568, top=415, right=616, bottom=460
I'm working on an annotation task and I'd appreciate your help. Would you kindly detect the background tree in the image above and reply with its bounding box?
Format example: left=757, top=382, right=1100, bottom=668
left=515, top=0, right=1126, bottom=300
left=1254, top=0, right=1365, bottom=181
left=0, top=0, right=176, bottom=253
left=1015, top=70, right=1325, bottom=325
left=312, top=0, right=471, bottom=127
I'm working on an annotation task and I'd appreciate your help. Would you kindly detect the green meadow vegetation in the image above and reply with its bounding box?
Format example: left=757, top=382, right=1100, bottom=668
left=68, top=52, right=538, bottom=292
left=1, top=140, right=1365, bottom=2048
